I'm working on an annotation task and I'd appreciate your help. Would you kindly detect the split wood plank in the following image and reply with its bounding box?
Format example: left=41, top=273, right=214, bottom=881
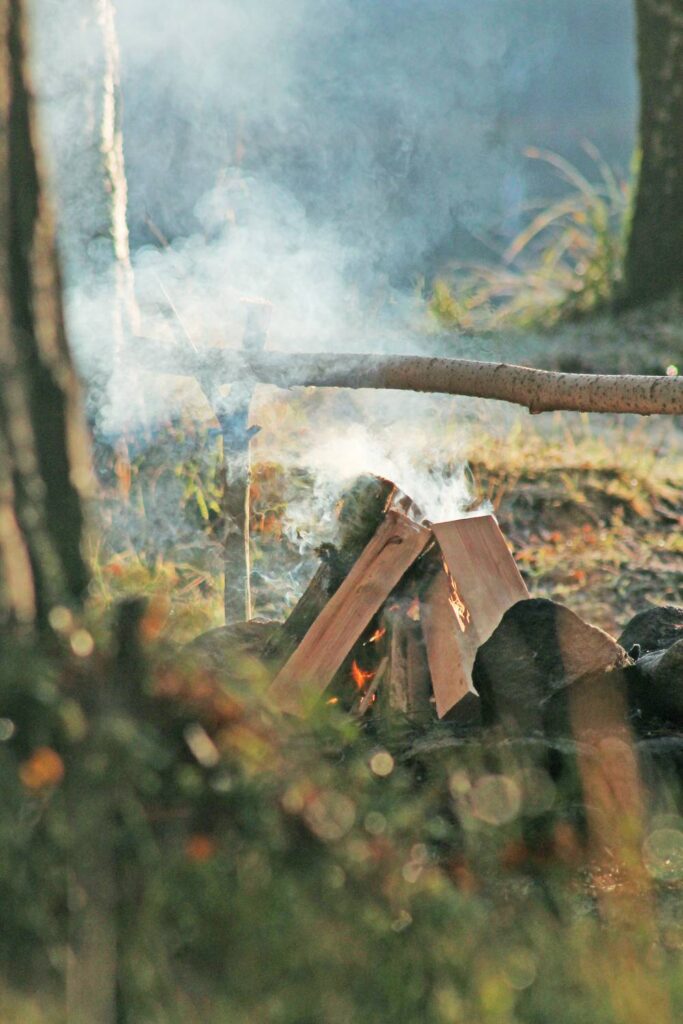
left=422, top=514, right=529, bottom=719
left=268, top=510, right=431, bottom=716
left=421, top=571, right=475, bottom=719
left=382, top=604, right=432, bottom=718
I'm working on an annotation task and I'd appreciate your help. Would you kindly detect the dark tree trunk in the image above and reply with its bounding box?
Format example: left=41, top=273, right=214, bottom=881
left=621, top=0, right=683, bottom=305
left=0, top=0, right=90, bottom=627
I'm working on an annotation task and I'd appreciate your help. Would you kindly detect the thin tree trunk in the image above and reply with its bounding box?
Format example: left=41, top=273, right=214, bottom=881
left=32, top=0, right=140, bottom=423
left=621, top=0, right=683, bottom=305
left=132, top=340, right=683, bottom=416
left=0, top=0, right=90, bottom=627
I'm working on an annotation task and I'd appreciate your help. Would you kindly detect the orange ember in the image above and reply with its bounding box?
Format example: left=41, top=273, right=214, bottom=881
left=351, top=660, right=375, bottom=689
left=366, top=627, right=387, bottom=644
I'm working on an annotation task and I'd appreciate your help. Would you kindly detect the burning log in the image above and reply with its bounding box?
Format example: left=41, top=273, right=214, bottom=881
left=268, top=506, right=530, bottom=721
left=355, top=656, right=388, bottom=716
left=262, top=475, right=395, bottom=667
left=268, top=510, right=431, bottom=716
left=132, top=339, right=683, bottom=416
left=381, top=600, right=431, bottom=720
left=185, top=475, right=396, bottom=690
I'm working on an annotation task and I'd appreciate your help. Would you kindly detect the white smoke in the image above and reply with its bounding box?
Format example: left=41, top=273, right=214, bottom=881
left=28, top=0, right=637, bottom=529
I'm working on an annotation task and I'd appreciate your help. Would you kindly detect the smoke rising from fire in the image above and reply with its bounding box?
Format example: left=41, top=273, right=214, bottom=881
left=29, top=0, right=636, bottom=527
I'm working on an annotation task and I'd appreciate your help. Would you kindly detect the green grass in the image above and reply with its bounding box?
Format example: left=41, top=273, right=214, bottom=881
left=2, top=625, right=683, bottom=1023
left=429, top=145, right=629, bottom=331
left=85, top=409, right=682, bottom=648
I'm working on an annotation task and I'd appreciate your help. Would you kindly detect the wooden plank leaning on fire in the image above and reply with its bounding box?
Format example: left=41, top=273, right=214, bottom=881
left=131, top=337, right=683, bottom=416
left=421, top=515, right=529, bottom=720
left=268, top=510, right=431, bottom=717
left=262, top=475, right=396, bottom=667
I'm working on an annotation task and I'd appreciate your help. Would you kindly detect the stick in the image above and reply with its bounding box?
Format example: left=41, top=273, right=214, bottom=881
left=355, top=656, right=389, bottom=716
left=209, top=302, right=271, bottom=623
left=130, top=341, right=683, bottom=416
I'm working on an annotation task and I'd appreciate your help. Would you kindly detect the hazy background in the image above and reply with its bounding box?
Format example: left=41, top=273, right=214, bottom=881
left=115, top=0, right=636, bottom=278
left=33, top=0, right=637, bottom=326
left=28, top=0, right=639, bottom=521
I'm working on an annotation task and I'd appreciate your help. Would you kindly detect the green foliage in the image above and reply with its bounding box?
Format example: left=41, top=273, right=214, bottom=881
left=1, top=619, right=683, bottom=1023
left=429, top=145, right=629, bottom=330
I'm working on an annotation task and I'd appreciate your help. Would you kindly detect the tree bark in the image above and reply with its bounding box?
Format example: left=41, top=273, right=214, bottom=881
left=0, top=0, right=90, bottom=626
left=621, top=0, right=683, bottom=305
left=132, top=340, right=683, bottom=416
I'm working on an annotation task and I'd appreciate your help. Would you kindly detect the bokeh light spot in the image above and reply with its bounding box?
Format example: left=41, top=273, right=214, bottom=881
left=0, top=718, right=15, bottom=742
left=303, top=791, right=356, bottom=842
left=370, top=751, right=394, bottom=777
left=470, top=774, right=521, bottom=825
left=70, top=629, right=94, bottom=658
left=643, top=827, right=683, bottom=881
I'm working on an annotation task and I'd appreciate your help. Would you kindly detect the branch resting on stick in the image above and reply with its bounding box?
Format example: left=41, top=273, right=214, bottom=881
left=131, top=338, right=683, bottom=416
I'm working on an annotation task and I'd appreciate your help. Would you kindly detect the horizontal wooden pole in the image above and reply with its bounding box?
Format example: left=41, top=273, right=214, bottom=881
left=131, top=337, right=683, bottom=416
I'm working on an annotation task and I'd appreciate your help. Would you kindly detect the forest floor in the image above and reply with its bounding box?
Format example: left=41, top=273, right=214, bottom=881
left=436, top=297, right=682, bottom=635
left=90, top=299, right=682, bottom=644
left=430, top=294, right=682, bottom=375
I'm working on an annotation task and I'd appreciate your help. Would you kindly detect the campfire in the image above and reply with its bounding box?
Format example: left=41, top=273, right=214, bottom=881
left=187, top=471, right=683, bottom=740
left=267, top=493, right=529, bottom=720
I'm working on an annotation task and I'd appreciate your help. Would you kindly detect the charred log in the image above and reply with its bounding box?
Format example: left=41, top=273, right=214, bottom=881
left=618, top=604, right=683, bottom=656
left=473, top=599, right=631, bottom=735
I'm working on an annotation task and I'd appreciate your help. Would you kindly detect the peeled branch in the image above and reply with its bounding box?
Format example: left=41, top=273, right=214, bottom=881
left=132, top=339, right=683, bottom=417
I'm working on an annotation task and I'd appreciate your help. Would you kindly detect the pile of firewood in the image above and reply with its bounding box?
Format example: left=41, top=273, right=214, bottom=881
left=187, top=474, right=683, bottom=739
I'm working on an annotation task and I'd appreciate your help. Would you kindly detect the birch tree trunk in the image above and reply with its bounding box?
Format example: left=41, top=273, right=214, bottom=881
left=621, top=0, right=683, bottom=305
left=0, top=0, right=90, bottom=627
left=31, top=0, right=140, bottom=423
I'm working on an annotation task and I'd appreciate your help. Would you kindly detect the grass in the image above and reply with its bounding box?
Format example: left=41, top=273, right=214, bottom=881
left=2, top=403, right=682, bottom=1024
left=85, top=406, right=682, bottom=650
left=467, top=416, right=682, bottom=635
left=429, top=145, right=629, bottom=332
left=3, top=615, right=683, bottom=1023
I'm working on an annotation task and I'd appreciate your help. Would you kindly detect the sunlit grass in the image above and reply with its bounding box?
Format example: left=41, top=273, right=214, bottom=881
left=467, top=417, right=682, bottom=633
left=429, top=144, right=629, bottom=331
left=85, top=410, right=682, bottom=650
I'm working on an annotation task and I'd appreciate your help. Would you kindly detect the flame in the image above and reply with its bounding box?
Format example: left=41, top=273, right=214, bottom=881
left=366, top=627, right=387, bottom=645
left=446, top=569, right=471, bottom=632
left=406, top=597, right=421, bottom=622
left=326, top=696, right=339, bottom=705
left=351, top=660, right=375, bottom=690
